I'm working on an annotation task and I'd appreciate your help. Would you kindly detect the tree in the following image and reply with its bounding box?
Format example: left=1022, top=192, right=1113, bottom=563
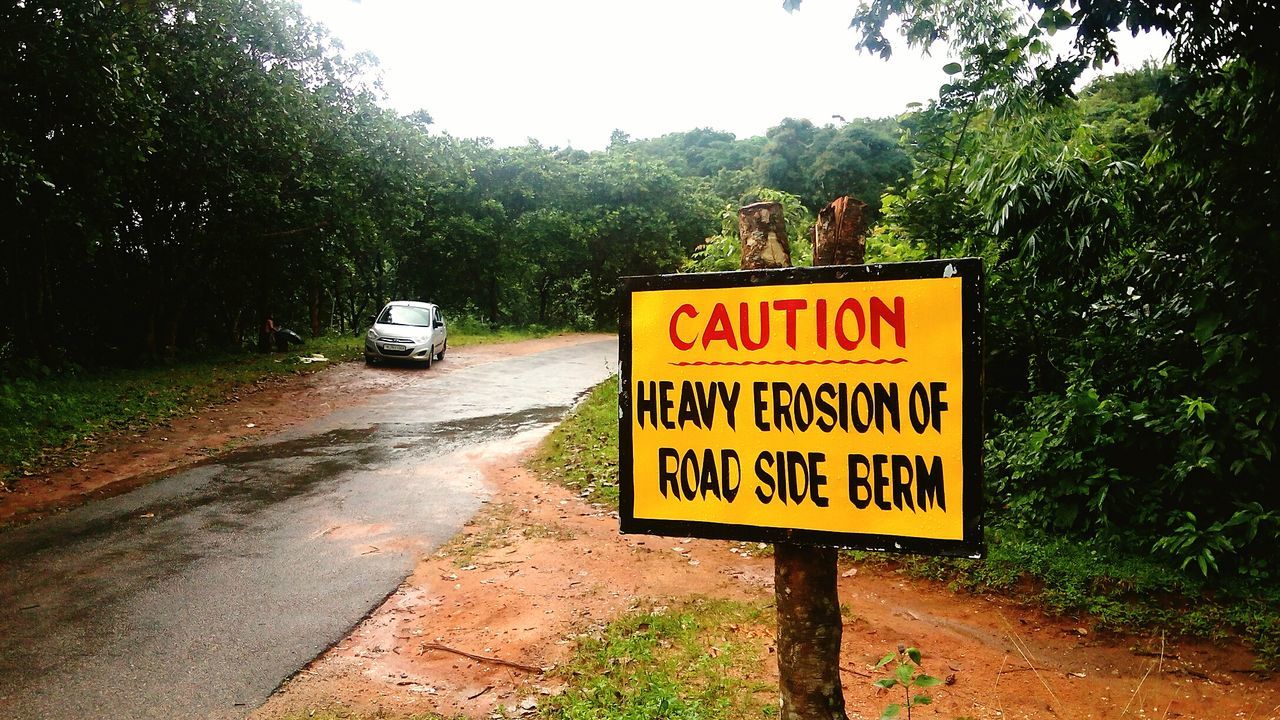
left=755, top=118, right=908, bottom=213
left=785, top=0, right=1280, bottom=575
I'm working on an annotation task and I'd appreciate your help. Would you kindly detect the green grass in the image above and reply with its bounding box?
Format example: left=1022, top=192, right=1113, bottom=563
left=269, top=600, right=774, bottom=720
left=541, top=598, right=775, bottom=720
left=0, top=334, right=362, bottom=483
left=0, top=326, right=566, bottom=486
left=530, top=375, right=619, bottom=505
left=446, top=316, right=574, bottom=346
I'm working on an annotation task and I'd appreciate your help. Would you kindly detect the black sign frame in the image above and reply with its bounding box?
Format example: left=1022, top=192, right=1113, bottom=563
left=617, top=258, right=985, bottom=558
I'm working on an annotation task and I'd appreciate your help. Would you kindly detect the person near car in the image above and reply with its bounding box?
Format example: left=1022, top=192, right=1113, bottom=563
left=260, top=312, right=277, bottom=353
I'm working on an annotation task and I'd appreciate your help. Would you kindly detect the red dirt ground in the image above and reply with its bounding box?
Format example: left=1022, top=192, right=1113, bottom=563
left=5, top=334, right=1275, bottom=719
left=255, top=448, right=1279, bottom=720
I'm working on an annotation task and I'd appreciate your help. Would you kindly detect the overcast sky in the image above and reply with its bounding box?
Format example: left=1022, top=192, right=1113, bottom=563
left=296, top=0, right=1168, bottom=150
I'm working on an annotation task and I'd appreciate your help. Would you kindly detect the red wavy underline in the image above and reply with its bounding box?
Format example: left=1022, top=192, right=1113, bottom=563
left=668, top=358, right=907, bottom=367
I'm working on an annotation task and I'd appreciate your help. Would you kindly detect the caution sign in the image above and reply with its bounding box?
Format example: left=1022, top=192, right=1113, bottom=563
left=618, top=259, right=984, bottom=557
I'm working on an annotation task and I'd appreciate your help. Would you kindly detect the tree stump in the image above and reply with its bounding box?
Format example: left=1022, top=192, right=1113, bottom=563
left=739, top=201, right=791, bottom=269
left=813, top=196, right=869, bottom=266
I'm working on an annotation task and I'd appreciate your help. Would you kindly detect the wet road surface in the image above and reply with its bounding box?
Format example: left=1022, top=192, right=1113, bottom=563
left=0, top=338, right=616, bottom=719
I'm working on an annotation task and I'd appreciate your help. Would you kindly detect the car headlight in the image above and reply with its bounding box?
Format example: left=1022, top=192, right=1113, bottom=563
left=366, top=329, right=377, bottom=340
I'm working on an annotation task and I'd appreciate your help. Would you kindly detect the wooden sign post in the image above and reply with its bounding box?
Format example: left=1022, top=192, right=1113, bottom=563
left=617, top=197, right=983, bottom=719
left=744, top=199, right=847, bottom=719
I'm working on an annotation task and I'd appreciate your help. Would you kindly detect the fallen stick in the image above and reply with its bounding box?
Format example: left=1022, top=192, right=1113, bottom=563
left=1131, top=649, right=1179, bottom=660
left=419, top=642, right=542, bottom=674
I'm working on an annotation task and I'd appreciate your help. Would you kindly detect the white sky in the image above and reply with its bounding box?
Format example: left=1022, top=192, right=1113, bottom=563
left=296, top=0, right=1169, bottom=151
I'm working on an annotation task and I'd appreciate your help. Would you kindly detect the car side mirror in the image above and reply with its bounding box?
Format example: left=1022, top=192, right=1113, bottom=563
left=434, top=320, right=444, bottom=328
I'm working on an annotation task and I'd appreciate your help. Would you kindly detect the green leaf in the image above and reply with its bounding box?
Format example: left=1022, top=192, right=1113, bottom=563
left=1193, top=312, right=1222, bottom=342
left=913, top=694, right=934, bottom=705
left=874, top=678, right=898, bottom=689
left=895, top=663, right=914, bottom=683
left=906, top=647, right=922, bottom=665
left=943, top=62, right=963, bottom=75
left=914, top=674, right=943, bottom=688
left=880, top=703, right=902, bottom=719
left=876, top=652, right=896, bottom=668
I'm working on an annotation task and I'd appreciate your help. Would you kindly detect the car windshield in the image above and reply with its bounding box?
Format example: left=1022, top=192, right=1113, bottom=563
left=377, top=306, right=432, bottom=327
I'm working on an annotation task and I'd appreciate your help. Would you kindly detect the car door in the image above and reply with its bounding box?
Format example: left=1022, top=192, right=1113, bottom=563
left=434, top=308, right=447, bottom=353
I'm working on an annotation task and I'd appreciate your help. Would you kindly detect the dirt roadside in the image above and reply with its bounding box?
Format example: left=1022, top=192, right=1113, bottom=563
left=0, top=334, right=610, bottom=526
left=255, top=449, right=1278, bottom=720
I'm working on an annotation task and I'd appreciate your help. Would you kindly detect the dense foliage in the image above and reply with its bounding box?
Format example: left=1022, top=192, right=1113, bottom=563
left=791, top=0, right=1279, bottom=578
left=0, top=0, right=707, bottom=362
left=0, top=1, right=908, bottom=368
left=621, top=120, right=910, bottom=214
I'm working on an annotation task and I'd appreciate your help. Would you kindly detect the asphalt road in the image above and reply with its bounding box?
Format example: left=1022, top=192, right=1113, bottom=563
left=0, top=337, right=616, bottom=719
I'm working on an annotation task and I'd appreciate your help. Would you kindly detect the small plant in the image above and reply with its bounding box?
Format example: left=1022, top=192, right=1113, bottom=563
left=873, top=645, right=942, bottom=719
left=1153, top=502, right=1278, bottom=577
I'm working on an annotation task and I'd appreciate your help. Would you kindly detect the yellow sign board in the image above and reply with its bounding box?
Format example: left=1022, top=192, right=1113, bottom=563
left=618, top=259, right=984, bottom=557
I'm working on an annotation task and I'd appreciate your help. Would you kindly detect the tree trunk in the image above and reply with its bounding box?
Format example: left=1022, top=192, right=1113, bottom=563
left=164, top=312, right=180, bottom=359
left=775, top=544, right=847, bottom=720
left=488, top=269, right=499, bottom=326
left=813, top=196, right=869, bottom=266
left=145, top=309, right=158, bottom=359
left=739, top=201, right=791, bottom=269
left=309, top=283, right=321, bottom=338
left=374, top=252, right=385, bottom=310
left=348, top=290, right=358, bottom=336
left=230, top=308, right=243, bottom=348
left=538, top=276, right=551, bottom=325
left=738, top=201, right=848, bottom=720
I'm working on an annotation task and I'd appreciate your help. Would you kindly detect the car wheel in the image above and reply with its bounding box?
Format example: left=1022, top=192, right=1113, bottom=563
left=435, top=342, right=446, bottom=361
left=364, top=354, right=375, bottom=365
left=424, top=350, right=433, bottom=369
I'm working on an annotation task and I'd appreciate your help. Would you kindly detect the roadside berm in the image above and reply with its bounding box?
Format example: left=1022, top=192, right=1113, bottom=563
left=252, top=441, right=1278, bottom=719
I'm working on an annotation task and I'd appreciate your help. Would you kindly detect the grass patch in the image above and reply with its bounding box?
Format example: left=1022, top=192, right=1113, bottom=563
left=522, top=522, right=577, bottom=542
left=438, top=502, right=518, bottom=567
left=542, top=598, right=775, bottom=720
left=0, top=326, right=568, bottom=486
left=437, top=504, right=576, bottom=569
left=446, top=316, right=572, bottom=347
left=530, top=375, right=618, bottom=505
left=849, top=524, right=1280, bottom=667
left=0, top=334, right=364, bottom=483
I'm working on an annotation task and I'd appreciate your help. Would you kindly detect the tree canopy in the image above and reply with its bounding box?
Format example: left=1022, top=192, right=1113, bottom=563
left=0, top=1, right=912, bottom=367
left=790, top=0, right=1279, bottom=577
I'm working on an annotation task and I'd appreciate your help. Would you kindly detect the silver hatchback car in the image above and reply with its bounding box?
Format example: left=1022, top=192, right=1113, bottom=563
left=364, top=301, right=448, bottom=367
